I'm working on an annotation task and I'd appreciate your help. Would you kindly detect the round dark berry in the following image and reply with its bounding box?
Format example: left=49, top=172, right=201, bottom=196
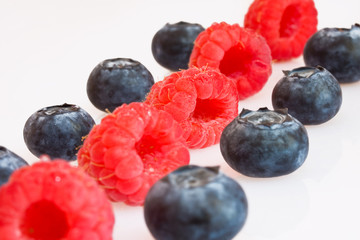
left=303, top=24, right=360, bottom=83
left=23, top=103, right=95, bottom=161
left=272, top=66, right=342, bottom=125
left=152, top=21, right=204, bottom=71
left=220, top=108, right=309, bottom=178
left=0, top=146, right=28, bottom=186
left=144, top=165, right=248, bottom=240
left=87, top=58, right=154, bottom=112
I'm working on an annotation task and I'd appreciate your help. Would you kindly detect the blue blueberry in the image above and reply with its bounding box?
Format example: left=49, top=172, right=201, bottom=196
left=87, top=58, right=154, bottom=112
left=303, top=24, right=360, bottom=83
left=144, top=165, right=248, bottom=240
left=23, top=103, right=95, bottom=161
left=152, top=21, right=204, bottom=71
left=272, top=66, right=342, bottom=125
left=0, top=146, right=28, bottom=186
left=220, top=108, right=309, bottom=178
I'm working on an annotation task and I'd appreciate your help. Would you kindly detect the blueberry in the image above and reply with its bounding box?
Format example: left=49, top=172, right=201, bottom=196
left=87, top=58, right=154, bottom=112
left=23, top=103, right=95, bottom=161
left=303, top=24, right=360, bottom=83
left=272, top=66, right=342, bottom=125
left=152, top=21, right=205, bottom=71
left=220, top=108, right=309, bottom=178
left=0, top=146, right=28, bottom=186
left=144, top=165, right=248, bottom=240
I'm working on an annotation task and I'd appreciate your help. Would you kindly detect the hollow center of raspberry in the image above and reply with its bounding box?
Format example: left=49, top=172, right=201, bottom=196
left=192, top=98, right=227, bottom=122
left=20, top=200, right=69, bottom=240
left=279, top=4, right=301, bottom=38
left=135, top=135, right=163, bottom=172
left=136, top=136, right=157, bottom=155
left=219, top=43, right=252, bottom=78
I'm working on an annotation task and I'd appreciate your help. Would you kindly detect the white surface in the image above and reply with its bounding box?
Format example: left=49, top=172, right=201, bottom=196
left=1, top=0, right=360, bottom=239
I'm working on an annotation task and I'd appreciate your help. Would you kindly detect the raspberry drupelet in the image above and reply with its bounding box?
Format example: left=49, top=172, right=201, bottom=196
left=77, top=102, right=190, bottom=206
left=189, top=22, right=272, bottom=100
left=0, top=157, right=114, bottom=240
left=145, top=66, right=239, bottom=149
left=244, top=0, right=318, bottom=61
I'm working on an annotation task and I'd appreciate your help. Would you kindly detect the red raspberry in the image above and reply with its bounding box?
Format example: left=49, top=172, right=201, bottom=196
left=77, top=102, right=190, bottom=206
left=244, top=0, right=318, bottom=61
left=145, top=66, right=239, bottom=149
left=0, top=157, right=114, bottom=240
left=189, top=22, right=272, bottom=100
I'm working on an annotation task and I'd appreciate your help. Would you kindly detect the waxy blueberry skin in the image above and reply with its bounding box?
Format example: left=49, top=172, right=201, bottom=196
left=144, top=165, right=248, bottom=240
left=23, top=104, right=95, bottom=161
left=303, top=24, right=360, bottom=83
left=272, top=66, right=342, bottom=125
left=0, top=146, right=28, bottom=186
left=87, top=58, right=154, bottom=112
left=152, top=22, right=205, bottom=71
left=220, top=108, right=309, bottom=178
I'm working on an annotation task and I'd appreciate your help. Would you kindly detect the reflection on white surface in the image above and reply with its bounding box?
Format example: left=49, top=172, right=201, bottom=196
left=244, top=177, right=310, bottom=239
left=0, top=0, right=360, bottom=239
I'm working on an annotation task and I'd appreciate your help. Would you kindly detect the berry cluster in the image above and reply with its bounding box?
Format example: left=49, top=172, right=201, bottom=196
left=2, top=0, right=359, bottom=239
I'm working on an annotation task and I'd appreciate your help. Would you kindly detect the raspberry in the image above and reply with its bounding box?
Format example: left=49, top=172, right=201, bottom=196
left=0, top=157, right=114, bottom=240
left=244, top=0, right=318, bottom=61
left=189, top=22, right=272, bottom=100
left=77, top=102, right=190, bottom=206
left=145, top=66, right=239, bottom=149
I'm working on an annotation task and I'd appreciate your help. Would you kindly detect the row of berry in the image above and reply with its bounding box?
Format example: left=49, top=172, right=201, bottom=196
left=1, top=0, right=360, bottom=238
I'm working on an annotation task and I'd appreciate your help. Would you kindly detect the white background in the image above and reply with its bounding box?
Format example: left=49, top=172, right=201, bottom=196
left=1, top=0, right=360, bottom=239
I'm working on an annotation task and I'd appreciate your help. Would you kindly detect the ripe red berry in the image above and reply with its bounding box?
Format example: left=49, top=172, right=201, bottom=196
left=244, top=0, right=318, bottom=61
left=145, top=66, right=239, bottom=149
left=189, top=22, right=272, bottom=100
left=77, top=102, right=190, bottom=206
left=0, top=157, right=114, bottom=240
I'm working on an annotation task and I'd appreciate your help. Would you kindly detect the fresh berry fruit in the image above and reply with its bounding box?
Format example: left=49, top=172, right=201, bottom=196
left=77, top=102, right=190, bottom=206
left=244, top=0, right=318, bottom=61
left=189, top=22, right=272, bottom=100
left=0, top=146, right=28, bottom=186
left=152, top=21, right=205, bottom=71
left=87, top=58, right=154, bottom=112
left=303, top=24, right=360, bottom=83
left=272, top=66, right=342, bottom=125
left=144, top=165, right=248, bottom=240
left=23, top=103, right=95, bottom=161
left=145, top=66, right=239, bottom=149
left=220, top=108, right=309, bottom=177
left=0, top=156, right=114, bottom=240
